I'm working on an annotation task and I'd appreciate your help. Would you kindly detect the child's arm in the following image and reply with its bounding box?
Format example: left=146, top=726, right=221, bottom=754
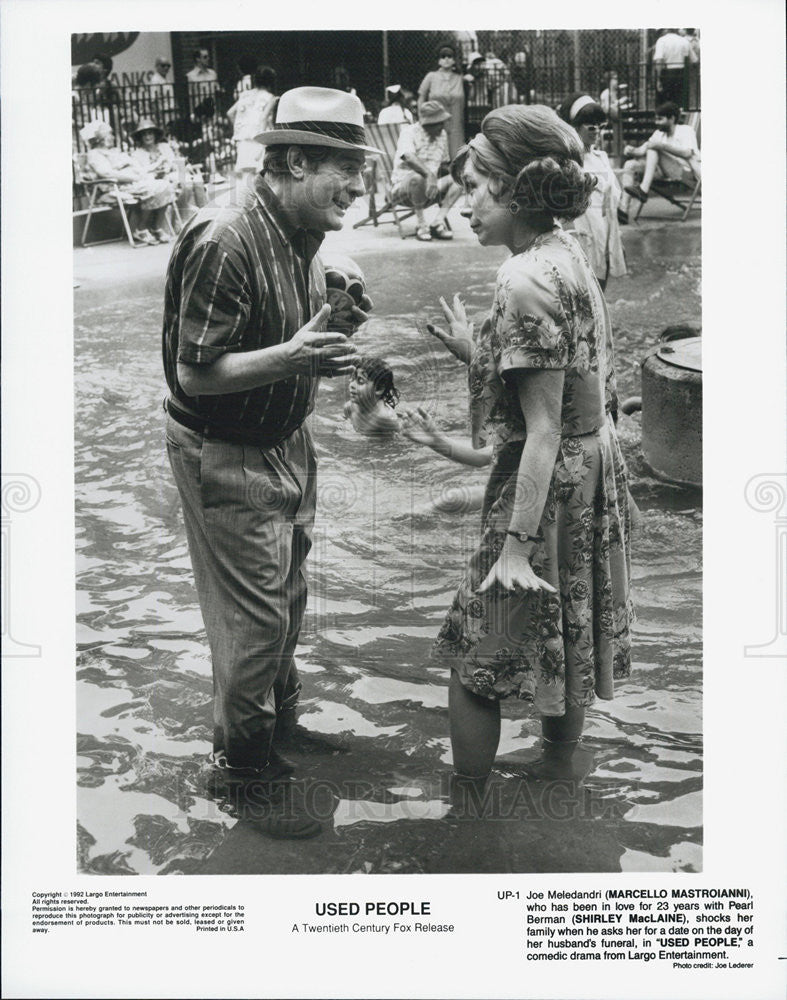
left=400, top=406, right=492, bottom=467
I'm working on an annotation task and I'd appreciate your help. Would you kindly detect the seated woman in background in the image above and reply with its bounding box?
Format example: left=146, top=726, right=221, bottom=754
left=80, top=119, right=171, bottom=246
left=557, top=94, right=626, bottom=289
left=130, top=117, right=180, bottom=243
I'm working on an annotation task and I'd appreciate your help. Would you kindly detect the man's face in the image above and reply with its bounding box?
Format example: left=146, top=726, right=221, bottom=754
left=156, top=60, right=171, bottom=77
left=422, top=121, right=444, bottom=141
left=298, top=149, right=367, bottom=232
left=655, top=114, right=676, bottom=135
left=196, top=50, right=210, bottom=68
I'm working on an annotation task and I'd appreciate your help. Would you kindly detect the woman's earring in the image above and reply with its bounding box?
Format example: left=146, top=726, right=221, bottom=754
left=508, top=201, right=520, bottom=215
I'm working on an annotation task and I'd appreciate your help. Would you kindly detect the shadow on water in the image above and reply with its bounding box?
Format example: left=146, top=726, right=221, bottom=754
left=75, top=226, right=701, bottom=875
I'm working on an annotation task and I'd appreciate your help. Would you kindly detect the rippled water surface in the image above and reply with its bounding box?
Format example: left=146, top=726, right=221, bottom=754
left=75, top=225, right=702, bottom=875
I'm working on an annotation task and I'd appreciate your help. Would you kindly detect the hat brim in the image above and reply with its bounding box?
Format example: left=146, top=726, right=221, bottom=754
left=254, top=129, right=382, bottom=155
left=420, top=113, right=451, bottom=125
left=132, top=126, right=165, bottom=141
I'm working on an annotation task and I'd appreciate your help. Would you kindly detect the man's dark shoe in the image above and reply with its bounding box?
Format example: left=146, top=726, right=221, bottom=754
left=624, top=183, right=648, bottom=203
left=205, top=757, right=292, bottom=801
left=617, top=207, right=629, bottom=225
left=267, top=744, right=296, bottom=777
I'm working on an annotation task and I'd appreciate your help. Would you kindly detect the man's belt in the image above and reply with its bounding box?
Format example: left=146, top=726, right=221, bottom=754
left=165, top=398, right=292, bottom=450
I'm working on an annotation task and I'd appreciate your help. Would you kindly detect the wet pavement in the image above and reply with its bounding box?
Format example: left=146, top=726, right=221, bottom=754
left=74, top=207, right=701, bottom=876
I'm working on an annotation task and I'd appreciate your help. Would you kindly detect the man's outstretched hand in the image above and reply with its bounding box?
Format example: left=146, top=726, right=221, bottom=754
left=286, top=304, right=361, bottom=377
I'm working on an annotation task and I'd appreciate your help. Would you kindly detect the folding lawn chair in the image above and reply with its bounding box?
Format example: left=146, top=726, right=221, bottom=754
left=72, top=152, right=138, bottom=247
left=353, top=121, right=416, bottom=238
left=634, top=111, right=701, bottom=222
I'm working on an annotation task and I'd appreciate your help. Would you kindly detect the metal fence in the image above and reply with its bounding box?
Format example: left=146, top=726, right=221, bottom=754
left=72, top=28, right=700, bottom=194
left=72, top=80, right=246, bottom=178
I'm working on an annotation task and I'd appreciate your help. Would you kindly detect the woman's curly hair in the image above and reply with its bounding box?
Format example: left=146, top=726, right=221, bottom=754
left=451, top=104, right=596, bottom=224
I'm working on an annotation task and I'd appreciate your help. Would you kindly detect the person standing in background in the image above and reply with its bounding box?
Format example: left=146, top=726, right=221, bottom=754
left=150, top=56, right=173, bottom=88
left=652, top=28, right=696, bottom=105
left=227, top=64, right=277, bottom=181
left=557, top=93, right=627, bottom=279
left=186, top=47, right=218, bottom=86
left=186, top=47, right=219, bottom=116
left=146, top=56, right=176, bottom=124
left=418, top=44, right=466, bottom=158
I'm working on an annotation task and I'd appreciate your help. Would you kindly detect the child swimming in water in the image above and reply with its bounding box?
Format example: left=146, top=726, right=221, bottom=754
left=343, top=356, right=400, bottom=435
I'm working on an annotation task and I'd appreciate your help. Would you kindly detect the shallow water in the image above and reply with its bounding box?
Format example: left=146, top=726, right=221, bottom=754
left=75, top=226, right=702, bottom=875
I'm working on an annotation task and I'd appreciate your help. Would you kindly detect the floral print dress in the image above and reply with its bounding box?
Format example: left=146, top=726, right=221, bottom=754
left=433, top=228, right=634, bottom=715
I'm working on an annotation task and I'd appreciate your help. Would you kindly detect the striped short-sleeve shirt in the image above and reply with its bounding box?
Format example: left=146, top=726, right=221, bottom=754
left=162, top=175, right=327, bottom=442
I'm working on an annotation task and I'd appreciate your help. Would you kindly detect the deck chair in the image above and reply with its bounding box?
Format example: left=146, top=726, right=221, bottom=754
left=634, top=111, right=701, bottom=222
left=72, top=153, right=137, bottom=247
left=353, top=122, right=416, bottom=238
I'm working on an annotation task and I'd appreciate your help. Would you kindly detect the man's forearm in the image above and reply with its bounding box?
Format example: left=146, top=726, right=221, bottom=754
left=401, top=154, right=432, bottom=179
left=177, top=342, right=293, bottom=396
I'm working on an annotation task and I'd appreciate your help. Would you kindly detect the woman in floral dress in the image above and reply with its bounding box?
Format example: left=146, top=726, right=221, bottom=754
left=428, top=105, right=634, bottom=790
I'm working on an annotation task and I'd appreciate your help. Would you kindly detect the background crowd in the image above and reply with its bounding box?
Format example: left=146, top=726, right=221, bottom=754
left=72, top=28, right=700, bottom=188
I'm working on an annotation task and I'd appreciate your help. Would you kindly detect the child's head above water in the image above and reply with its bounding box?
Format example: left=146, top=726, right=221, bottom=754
left=350, top=356, right=400, bottom=408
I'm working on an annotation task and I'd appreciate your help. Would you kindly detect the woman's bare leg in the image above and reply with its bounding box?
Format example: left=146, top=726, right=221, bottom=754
left=449, top=671, right=500, bottom=778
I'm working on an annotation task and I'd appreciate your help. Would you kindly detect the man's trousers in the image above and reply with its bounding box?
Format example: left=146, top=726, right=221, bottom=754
left=166, top=414, right=316, bottom=769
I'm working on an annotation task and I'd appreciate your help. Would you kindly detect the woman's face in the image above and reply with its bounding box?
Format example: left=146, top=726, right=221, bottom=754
left=576, top=122, right=601, bottom=151
left=97, top=127, right=114, bottom=148
left=438, top=52, right=455, bottom=70
left=140, top=130, right=157, bottom=149
left=461, top=158, right=514, bottom=249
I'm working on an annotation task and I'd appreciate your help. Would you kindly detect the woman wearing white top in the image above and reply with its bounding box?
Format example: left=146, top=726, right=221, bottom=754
left=227, top=65, right=277, bottom=179
left=377, top=84, right=414, bottom=126
left=558, top=94, right=626, bottom=290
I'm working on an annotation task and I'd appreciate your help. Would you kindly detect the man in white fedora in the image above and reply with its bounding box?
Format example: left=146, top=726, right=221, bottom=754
left=162, top=87, right=378, bottom=838
left=390, top=100, right=463, bottom=241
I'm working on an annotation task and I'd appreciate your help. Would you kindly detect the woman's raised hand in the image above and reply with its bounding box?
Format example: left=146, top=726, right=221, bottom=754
left=422, top=295, right=474, bottom=365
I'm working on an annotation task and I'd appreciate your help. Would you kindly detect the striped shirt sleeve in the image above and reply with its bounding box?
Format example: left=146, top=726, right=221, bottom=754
left=177, top=237, right=254, bottom=364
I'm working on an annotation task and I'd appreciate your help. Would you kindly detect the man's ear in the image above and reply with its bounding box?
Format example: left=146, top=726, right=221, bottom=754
left=286, top=146, right=308, bottom=180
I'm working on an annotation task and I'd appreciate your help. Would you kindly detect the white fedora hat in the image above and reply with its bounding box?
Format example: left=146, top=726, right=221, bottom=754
left=255, top=86, right=382, bottom=154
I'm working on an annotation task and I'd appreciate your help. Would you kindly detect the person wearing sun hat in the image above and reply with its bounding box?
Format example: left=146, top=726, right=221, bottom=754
left=390, top=100, right=463, bottom=241
left=81, top=117, right=165, bottom=245
left=162, top=87, right=377, bottom=838
left=130, top=117, right=179, bottom=242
